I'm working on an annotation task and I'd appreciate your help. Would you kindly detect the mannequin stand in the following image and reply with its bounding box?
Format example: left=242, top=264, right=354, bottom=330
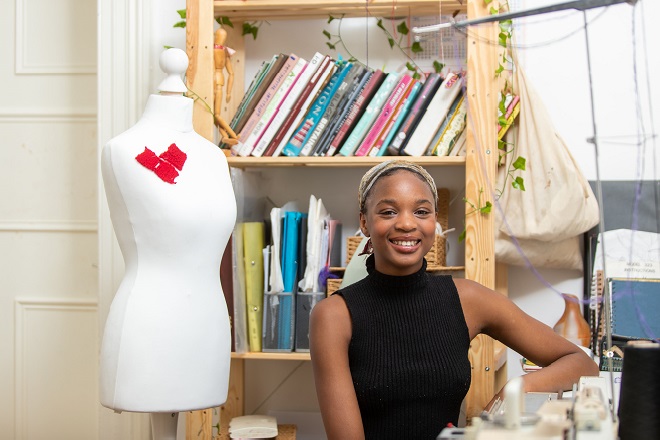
left=151, top=412, right=178, bottom=440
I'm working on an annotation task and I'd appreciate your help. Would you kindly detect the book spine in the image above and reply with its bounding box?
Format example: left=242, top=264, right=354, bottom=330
left=236, top=54, right=299, bottom=157
left=298, top=62, right=354, bottom=156
left=427, top=93, right=464, bottom=156
left=387, top=73, right=443, bottom=155
left=354, top=75, right=413, bottom=157
left=252, top=52, right=324, bottom=156
left=228, top=58, right=272, bottom=136
left=323, top=70, right=375, bottom=156
left=304, top=65, right=366, bottom=157
left=270, top=59, right=335, bottom=157
left=338, top=72, right=400, bottom=157
left=313, top=67, right=371, bottom=156
left=242, top=57, right=308, bottom=157
left=251, top=52, right=325, bottom=157
left=262, top=55, right=331, bottom=157
left=433, top=95, right=467, bottom=156
left=497, top=100, right=520, bottom=140
left=376, top=81, right=422, bottom=155
left=325, top=70, right=384, bottom=157
left=403, top=73, right=463, bottom=157
left=281, top=62, right=344, bottom=157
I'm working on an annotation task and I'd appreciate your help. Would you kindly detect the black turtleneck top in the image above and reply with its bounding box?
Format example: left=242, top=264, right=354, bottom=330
left=336, top=255, right=471, bottom=439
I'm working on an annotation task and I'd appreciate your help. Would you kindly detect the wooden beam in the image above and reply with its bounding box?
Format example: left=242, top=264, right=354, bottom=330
left=463, top=0, right=500, bottom=418
left=187, top=0, right=215, bottom=141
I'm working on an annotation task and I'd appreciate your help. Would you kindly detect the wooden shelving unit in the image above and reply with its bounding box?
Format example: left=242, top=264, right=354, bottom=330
left=185, top=1, right=503, bottom=437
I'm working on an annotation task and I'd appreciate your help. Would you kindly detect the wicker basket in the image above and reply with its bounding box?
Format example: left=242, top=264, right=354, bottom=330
left=326, top=278, right=343, bottom=297
left=344, top=188, right=449, bottom=270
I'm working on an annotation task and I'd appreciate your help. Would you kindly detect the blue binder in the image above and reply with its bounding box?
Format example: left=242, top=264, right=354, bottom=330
left=277, top=211, right=306, bottom=350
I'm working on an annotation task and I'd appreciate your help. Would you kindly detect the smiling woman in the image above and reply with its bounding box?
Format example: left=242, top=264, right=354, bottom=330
left=309, top=159, right=599, bottom=440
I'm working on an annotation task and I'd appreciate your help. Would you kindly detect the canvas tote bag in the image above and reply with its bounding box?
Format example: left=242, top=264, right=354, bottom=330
left=494, top=62, right=599, bottom=270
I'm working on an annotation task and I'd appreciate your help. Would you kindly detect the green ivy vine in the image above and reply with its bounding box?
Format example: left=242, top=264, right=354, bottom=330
left=323, top=14, right=445, bottom=79
left=171, top=9, right=263, bottom=41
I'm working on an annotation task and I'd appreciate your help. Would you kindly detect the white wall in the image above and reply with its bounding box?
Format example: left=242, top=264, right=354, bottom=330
left=140, top=0, right=659, bottom=435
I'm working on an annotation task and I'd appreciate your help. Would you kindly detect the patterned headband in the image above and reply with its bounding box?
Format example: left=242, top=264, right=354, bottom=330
left=358, top=160, right=438, bottom=213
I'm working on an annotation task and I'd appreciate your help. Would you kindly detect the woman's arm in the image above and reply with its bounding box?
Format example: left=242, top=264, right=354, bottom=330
left=309, top=295, right=365, bottom=440
left=455, top=279, right=599, bottom=395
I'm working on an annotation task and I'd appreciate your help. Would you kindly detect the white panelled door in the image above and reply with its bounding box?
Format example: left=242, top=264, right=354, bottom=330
left=0, top=0, right=98, bottom=438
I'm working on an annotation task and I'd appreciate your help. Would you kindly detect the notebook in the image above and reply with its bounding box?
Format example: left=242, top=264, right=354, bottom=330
left=609, top=278, right=660, bottom=340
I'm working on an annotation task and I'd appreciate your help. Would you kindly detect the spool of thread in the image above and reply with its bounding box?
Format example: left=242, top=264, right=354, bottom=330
left=617, top=340, right=660, bottom=440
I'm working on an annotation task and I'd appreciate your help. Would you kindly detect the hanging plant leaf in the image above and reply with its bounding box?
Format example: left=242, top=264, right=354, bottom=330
left=176, top=9, right=186, bottom=19
left=242, top=22, right=259, bottom=39
left=387, top=37, right=395, bottom=48
left=459, top=228, right=467, bottom=242
left=411, top=41, right=423, bottom=53
left=328, top=15, right=336, bottom=23
left=217, top=16, right=234, bottom=28
left=512, top=156, right=526, bottom=171
left=412, top=72, right=422, bottom=80
left=323, top=30, right=332, bottom=40
left=397, top=21, right=409, bottom=35
left=490, top=6, right=499, bottom=14
left=405, top=62, right=416, bottom=72
left=499, top=32, right=508, bottom=47
left=433, top=61, right=445, bottom=73
left=495, top=64, right=505, bottom=76
left=377, top=19, right=386, bottom=31
left=512, top=176, right=525, bottom=191
left=326, top=42, right=336, bottom=50
left=480, top=201, right=493, bottom=214
left=173, top=21, right=186, bottom=29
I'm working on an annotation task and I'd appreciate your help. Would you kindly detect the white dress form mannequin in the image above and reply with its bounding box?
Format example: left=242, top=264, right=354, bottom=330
left=100, top=49, right=236, bottom=439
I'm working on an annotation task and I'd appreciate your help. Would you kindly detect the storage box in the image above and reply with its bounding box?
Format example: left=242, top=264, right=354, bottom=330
left=262, top=292, right=295, bottom=352
left=294, top=291, right=324, bottom=352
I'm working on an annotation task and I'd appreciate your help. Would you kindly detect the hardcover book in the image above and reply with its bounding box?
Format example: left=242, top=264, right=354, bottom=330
left=387, top=72, right=443, bottom=156
left=230, top=54, right=286, bottom=141
left=266, top=56, right=336, bottom=157
left=338, top=71, right=400, bottom=157
left=239, top=56, right=308, bottom=157
left=282, top=61, right=352, bottom=157
left=227, top=58, right=273, bottom=137
left=374, top=80, right=422, bottom=156
left=402, top=72, right=464, bottom=157
left=432, top=94, right=467, bottom=156
left=313, top=67, right=372, bottom=156
left=301, top=64, right=367, bottom=157
left=353, top=74, right=414, bottom=157
left=251, top=52, right=326, bottom=157
left=497, top=98, right=521, bottom=140
left=323, top=69, right=380, bottom=157
left=298, top=62, right=356, bottom=157
left=233, top=54, right=300, bottom=156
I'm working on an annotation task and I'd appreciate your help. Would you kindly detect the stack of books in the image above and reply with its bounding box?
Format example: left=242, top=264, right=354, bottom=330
left=223, top=52, right=470, bottom=158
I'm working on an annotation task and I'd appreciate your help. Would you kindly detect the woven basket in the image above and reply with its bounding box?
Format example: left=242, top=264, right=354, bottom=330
left=326, top=278, right=343, bottom=297
left=345, top=187, right=450, bottom=269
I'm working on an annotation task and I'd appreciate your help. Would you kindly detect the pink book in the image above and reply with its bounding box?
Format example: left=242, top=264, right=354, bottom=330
left=353, top=75, right=413, bottom=157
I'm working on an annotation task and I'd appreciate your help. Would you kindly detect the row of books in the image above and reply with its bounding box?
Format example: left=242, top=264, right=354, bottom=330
left=223, top=199, right=342, bottom=353
left=224, top=52, right=469, bottom=158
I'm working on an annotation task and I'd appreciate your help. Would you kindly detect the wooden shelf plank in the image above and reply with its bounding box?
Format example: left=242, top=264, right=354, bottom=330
left=231, top=352, right=311, bottom=361
left=329, top=265, right=465, bottom=272
left=226, top=155, right=465, bottom=168
left=214, top=0, right=466, bottom=20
